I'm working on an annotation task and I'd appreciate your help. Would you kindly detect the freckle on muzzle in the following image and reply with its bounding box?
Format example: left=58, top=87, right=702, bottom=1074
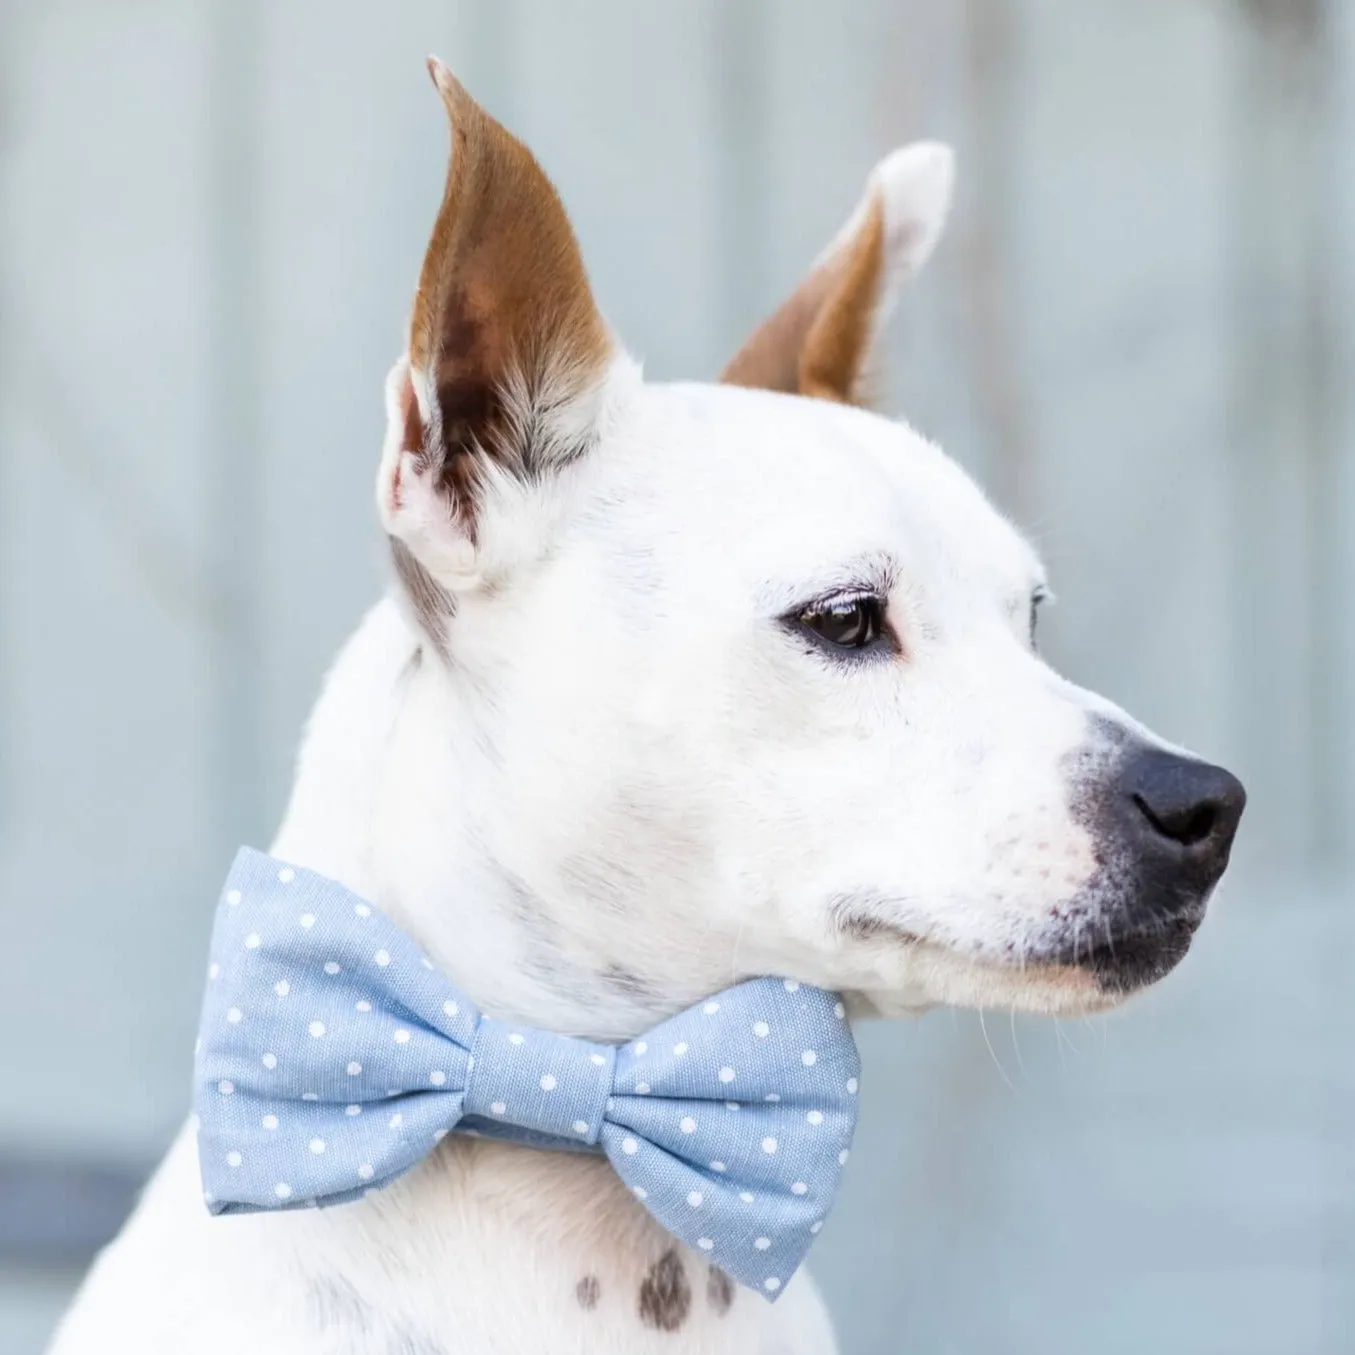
left=1060, top=730, right=1247, bottom=993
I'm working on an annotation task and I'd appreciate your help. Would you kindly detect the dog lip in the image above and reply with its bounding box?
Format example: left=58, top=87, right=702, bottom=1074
left=1077, top=911, right=1204, bottom=995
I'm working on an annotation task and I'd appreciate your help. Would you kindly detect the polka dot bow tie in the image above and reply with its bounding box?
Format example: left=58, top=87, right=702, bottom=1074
left=194, top=849, right=860, bottom=1298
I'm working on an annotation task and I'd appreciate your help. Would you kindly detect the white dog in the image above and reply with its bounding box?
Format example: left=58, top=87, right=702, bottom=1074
left=48, top=60, right=1244, bottom=1355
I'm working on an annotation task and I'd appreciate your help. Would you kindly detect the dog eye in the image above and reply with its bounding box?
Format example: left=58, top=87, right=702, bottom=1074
left=796, top=595, right=886, bottom=651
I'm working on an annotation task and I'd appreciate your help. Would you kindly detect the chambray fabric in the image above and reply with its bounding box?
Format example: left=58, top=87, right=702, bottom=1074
left=194, top=849, right=860, bottom=1297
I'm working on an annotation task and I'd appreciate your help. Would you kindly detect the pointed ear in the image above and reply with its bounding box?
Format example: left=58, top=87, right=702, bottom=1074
left=378, top=59, right=617, bottom=640
left=721, top=142, right=954, bottom=405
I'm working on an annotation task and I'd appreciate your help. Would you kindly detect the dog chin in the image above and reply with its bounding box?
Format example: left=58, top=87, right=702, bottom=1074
left=855, top=922, right=1200, bottom=1018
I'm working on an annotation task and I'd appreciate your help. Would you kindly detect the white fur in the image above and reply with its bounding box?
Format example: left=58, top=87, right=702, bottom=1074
left=50, top=134, right=1205, bottom=1355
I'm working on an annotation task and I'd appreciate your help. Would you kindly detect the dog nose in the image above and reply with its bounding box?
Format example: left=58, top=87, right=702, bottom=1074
left=1125, top=750, right=1246, bottom=876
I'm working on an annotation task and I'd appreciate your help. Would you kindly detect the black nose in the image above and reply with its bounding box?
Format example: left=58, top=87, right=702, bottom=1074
left=1124, top=749, right=1246, bottom=877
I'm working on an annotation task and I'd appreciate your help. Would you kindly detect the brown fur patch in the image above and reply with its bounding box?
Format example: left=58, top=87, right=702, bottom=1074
left=409, top=61, right=611, bottom=499
left=721, top=192, right=886, bottom=406
left=638, top=1249, right=691, bottom=1332
left=575, top=1274, right=601, bottom=1310
left=706, top=1266, right=735, bottom=1317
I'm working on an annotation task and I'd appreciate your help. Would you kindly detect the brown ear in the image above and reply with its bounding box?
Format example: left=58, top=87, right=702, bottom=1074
left=403, top=59, right=613, bottom=509
left=721, top=142, right=954, bottom=406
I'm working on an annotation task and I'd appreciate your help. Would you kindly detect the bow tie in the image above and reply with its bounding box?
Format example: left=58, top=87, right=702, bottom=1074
left=193, top=849, right=860, bottom=1297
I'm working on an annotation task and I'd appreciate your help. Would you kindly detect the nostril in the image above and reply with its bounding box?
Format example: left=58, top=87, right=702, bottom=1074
left=1132, top=792, right=1218, bottom=849
left=1124, top=750, right=1246, bottom=861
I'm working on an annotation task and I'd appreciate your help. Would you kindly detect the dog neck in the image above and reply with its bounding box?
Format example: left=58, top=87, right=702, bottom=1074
left=269, top=594, right=734, bottom=1043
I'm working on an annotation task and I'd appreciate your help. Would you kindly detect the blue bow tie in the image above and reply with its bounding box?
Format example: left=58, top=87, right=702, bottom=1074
left=193, top=849, right=860, bottom=1297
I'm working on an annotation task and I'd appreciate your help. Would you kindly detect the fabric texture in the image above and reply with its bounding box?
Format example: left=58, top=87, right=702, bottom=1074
left=193, top=848, right=860, bottom=1297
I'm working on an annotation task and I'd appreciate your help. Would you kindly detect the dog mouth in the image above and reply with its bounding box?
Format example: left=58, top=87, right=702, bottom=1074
left=1069, top=910, right=1204, bottom=995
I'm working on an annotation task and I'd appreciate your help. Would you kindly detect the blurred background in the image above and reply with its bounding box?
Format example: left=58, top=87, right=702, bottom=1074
left=1, top=1, right=1351, bottom=1351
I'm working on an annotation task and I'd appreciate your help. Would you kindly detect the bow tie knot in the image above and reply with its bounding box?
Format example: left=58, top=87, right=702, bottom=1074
left=193, top=849, right=860, bottom=1298
left=463, top=1018, right=615, bottom=1145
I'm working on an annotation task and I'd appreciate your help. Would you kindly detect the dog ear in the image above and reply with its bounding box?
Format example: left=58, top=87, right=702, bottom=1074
left=378, top=59, right=618, bottom=639
left=721, top=142, right=954, bottom=405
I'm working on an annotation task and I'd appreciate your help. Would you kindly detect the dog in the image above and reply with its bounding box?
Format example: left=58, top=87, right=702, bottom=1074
left=48, top=59, right=1244, bottom=1355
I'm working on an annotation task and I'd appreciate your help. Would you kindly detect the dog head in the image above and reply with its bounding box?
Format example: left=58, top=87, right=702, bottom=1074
left=371, top=62, right=1244, bottom=1033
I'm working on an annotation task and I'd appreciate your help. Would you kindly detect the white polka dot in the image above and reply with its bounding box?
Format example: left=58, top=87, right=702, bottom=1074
left=679, top=1116, right=697, bottom=1134
left=309, top=1138, right=326, bottom=1155
left=687, top=1191, right=703, bottom=1208
left=269, top=1183, right=294, bottom=1204
left=606, top=1098, right=616, bottom=1112
left=208, top=962, right=220, bottom=980
left=261, top=1052, right=277, bottom=1070
left=589, top=1053, right=606, bottom=1066
left=739, top=1191, right=755, bottom=1203
left=754, top=1236, right=771, bottom=1251
left=633, top=1185, right=648, bottom=1201
left=302, top=1092, right=319, bottom=1101
left=719, top=1066, right=736, bottom=1083
left=442, top=1000, right=458, bottom=1017
left=298, top=913, right=316, bottom=929
left=792, top=1181, right=808, bottom=1195
left=491, top=1101, right=507, bottom=1116
left=433, top=1129, right=448, bottom=1143
left=783, top=979, right=800, bottom=992
left=226, top=1151, right=242, bottom=1168
left=466, top=1056, right=475, bottom=1072
left=839, top=1148, right=850, bottom=1165
left=573, top=1120, right=589, bottom=1135
left=278, top=868, right=295, bottom=884
left=346, top=1061, right=362, bottom=1076
left=635, top=1082, right=651, bottom=1095
left=358, top=1164, right=374, bottom=1181
left=274, top=981, right=290, bottom=998
left=764, top=1277, right=781, bottom=1293
left=508, top=1033, right=525, bottom=1046
left=345, top=1104, right=361, bottom=1116
left=308, top=1021, right=326, bottom=1038
left=726, top=1101, right=740, bottom=1111
left=673, top=1041, right=688, bottom=1057
left=226, top=1007, right=242, bottom=1024
left=218, top=1080, right=235, bottom=1096
left=429, top=1070, right=447, bottom=1086
left=633, top=1041, right=648, bottom=1056
left=762, top=1136, right=778, bottom=1154
left=697, top=1237, right=714, bottom=1250
left=810, top=1220, right=824, bottom=1234
left=355, top=904, right=371, bottom=918
left=374, top=949, right=391, bottom=967
left=703, top=1001, right=720, bottom=1015
left=388, top=1113, right=403, bottom=1129
left=847, top=1077, right=858, bottom=1094
left=753, top=1021, right=770, bottom=1038
left=244, top=933, right=261, bottom=950
left=764, top=1093, right=781, bottom=1103
left=393, top=1029, right=411, bottom=1045
left=225, top=889, right=242, bottom=906
left=203, top=1190, right=215, bottom=1205
left=355, top=1000, right=371, bottom=1013
left=540, top=1074, right=557, bottom=1091
left=324, top=961, right=341, bottom=975
left=834, top=1001, right=846, bottom=1019
left=806, top=1110, right=824, bottom=1126
left=261, top=1114, right=278, bottom=1130
left=710, top=1160, right=726, bottom=1173
left=622, top=1137, right=638, bottom=1155
left=421, top=957, right=435, bottom=970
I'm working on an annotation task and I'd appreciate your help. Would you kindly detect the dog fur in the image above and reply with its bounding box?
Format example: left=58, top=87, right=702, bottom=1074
left=48, top=62, right=1242, bottom=1355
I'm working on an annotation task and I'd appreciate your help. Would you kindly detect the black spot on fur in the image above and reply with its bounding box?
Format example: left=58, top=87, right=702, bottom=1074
left=575, top=1274, right=601, bottom=1310
left=638, top=1249, right=691, bottom=1332
left=706, top=1266, right=735, bottom=1316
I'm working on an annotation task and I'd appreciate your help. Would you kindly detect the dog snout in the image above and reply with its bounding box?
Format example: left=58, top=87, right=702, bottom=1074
left=1121, top=749, right=1246, bottom=888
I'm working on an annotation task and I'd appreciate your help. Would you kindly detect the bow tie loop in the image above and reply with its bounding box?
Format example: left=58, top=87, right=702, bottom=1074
left=193, top=849, right=860, bottom=1299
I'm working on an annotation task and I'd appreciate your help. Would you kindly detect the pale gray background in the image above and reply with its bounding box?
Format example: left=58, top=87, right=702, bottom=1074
left=1, top=2, right=1352, bottom=1352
